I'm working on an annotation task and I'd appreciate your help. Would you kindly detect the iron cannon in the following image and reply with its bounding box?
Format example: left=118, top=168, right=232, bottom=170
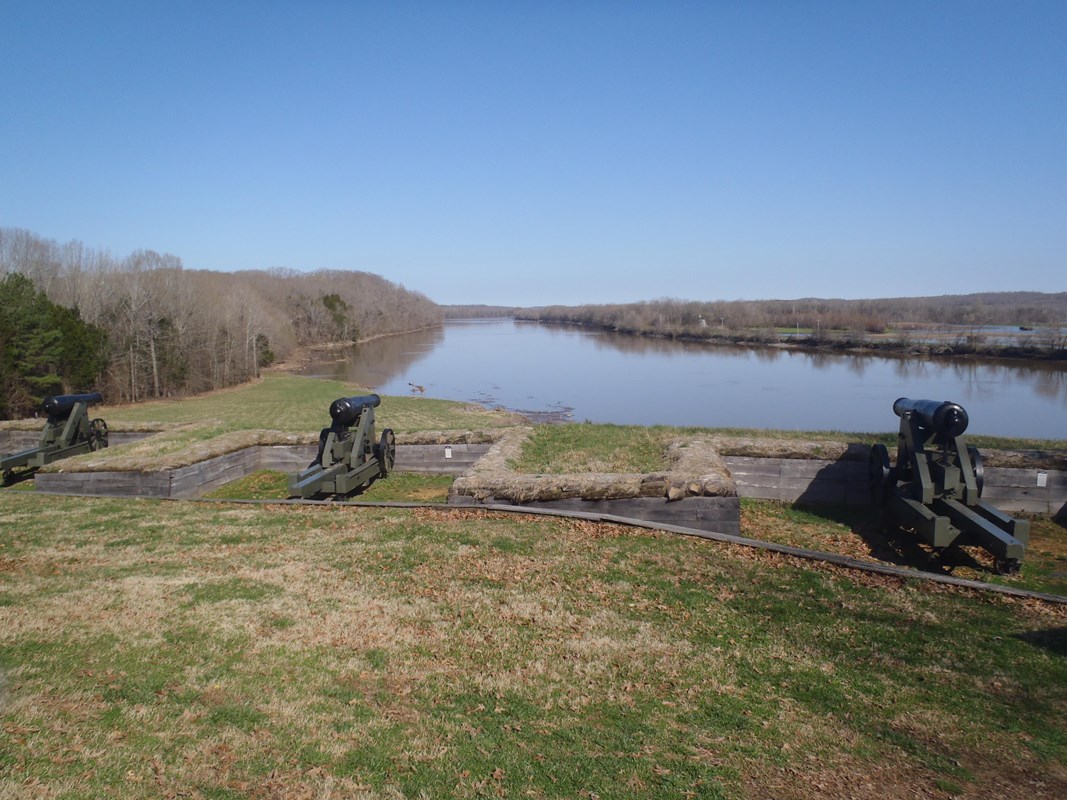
left=870, top=397, right=1028, bottom=573
left=2, top=393, right=109, bottom=485
left=329, top=394, right=381, bottom=426
left=892, top=397, right=969, bottom=440
left=288, top=394, right=395, bottom=499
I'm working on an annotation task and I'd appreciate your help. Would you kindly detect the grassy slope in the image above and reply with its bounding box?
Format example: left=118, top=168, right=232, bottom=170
left=27, top=373, right=522, bottom=472
left=96, top=372, right=520, bottom=434
left=1, top=494, right=1066, bottom=799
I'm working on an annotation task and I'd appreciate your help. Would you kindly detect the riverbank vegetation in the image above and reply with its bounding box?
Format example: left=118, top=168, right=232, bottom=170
left=516, top=294, right=1067, bottom=360
left=0, top=227, right=441, bottom=417
left=1, top=493, right=1065, bottom=798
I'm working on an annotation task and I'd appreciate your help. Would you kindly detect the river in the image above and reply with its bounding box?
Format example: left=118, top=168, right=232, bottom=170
left=300, top=319, right=1067, bottom=439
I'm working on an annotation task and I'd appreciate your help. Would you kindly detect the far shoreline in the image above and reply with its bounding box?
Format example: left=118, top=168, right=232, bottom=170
left=512, top=316, right=1067, bottom=368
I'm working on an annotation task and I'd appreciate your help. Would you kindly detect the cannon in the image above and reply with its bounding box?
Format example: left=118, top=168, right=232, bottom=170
left=288, top=394, right=395, bottom=499
left=1, top=392, right=109, bottom=485
left=869, top=397, right=1029, bottom=574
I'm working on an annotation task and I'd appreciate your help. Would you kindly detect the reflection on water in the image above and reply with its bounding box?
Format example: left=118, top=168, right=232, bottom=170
left=300, top=319, right=1067, bottom=438
left=300, top=327, right=446, bottom=386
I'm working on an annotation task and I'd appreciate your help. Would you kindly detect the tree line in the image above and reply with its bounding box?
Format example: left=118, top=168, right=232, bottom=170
left=0, top=227, right=441, bottom=418
left=515, top=294, right=1067, bottom=342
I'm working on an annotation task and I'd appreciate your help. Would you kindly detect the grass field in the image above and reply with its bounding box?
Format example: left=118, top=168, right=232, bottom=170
left=2, top=493, right=1066, bottom=799
left=3, top=374, right=1067, bottom=796
left=18, top=374, right=523, bottom=474
left=95, top=373, right=521, bottom=435
left=199, top=470, right=1067, bottom=597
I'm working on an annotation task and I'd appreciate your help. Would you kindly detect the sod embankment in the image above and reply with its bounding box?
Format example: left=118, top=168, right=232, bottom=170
left=4, top=374, right=524, bottom=474
left=1, top=493, right=1066, bottom=799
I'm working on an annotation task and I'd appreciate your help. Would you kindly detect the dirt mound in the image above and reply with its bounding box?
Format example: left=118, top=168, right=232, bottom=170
left=450, top=430, right=737, bottom=504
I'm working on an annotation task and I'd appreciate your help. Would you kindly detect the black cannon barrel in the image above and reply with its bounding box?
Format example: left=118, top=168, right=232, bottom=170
left=893, top=397, right=969, bottom=438
left=329, top=394, right=381, bottom=426
left=41, top=392, right=104, bottom=420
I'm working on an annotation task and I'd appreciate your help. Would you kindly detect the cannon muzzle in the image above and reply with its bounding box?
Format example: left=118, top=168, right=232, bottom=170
left=41, top=392, right=104, bottom=420
left=893, top=397, right=969, bottom=438
left=329, top=394, right=381, bottom=426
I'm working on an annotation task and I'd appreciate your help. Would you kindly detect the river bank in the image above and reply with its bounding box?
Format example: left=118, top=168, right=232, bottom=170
left=515, top=316, right=1067, bottom=367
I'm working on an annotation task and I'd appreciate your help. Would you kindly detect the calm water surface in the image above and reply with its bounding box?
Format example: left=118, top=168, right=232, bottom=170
left=301, top=319, right=1067, bottom=439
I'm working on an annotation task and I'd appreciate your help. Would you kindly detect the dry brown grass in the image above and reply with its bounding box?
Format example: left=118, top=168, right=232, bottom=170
left=1, top=495, right=1066, bottom=799
left=452, top=429, right=737, bottom=503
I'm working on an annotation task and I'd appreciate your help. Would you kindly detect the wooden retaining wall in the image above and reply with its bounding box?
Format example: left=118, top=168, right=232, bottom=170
left=725, top=456, right=1067, bottom=517
left=32, top=443, right=494, bottom=500
left=15, top=434, right=1064, bottom=520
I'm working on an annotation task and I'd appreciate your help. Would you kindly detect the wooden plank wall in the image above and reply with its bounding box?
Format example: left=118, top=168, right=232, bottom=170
left=724, top=456, right=1067, bottom=516
left=35, top=470, right=170, bottom=497
left=170, top=448, right=262, bottom=498
left=17, top=439, right=1065, bottom=519
left=395, top=443, right=490, bottom=474
left=28, top=444, right=494, bottom=499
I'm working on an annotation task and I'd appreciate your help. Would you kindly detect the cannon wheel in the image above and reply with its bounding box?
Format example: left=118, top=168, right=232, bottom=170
left=89, top=418, right=109, bottom=451
left=868, top=444, right=892, bottom=506
left=376, top=429, right=396, bottom=477
left=2, top=469, right=13, bottom=487
left=967, top=445, right=984, bottom=497
left=994, top=557, right=1020, bottom=576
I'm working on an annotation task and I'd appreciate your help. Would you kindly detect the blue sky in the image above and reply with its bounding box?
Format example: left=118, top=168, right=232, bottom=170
left=2, top=1, right=1065, bottom=306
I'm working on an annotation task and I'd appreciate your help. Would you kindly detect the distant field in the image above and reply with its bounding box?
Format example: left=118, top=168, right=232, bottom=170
left=1, top=493, right=1065, bottom=799
left=95, top=372, right=522, bottom=434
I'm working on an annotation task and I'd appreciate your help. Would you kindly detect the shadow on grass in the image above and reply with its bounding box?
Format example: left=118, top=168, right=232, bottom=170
left=788, top=501, right=995, bottom=576
left=1015, top=627, right=1067, bottom=657
left=1, top=470, right=36, bottom=489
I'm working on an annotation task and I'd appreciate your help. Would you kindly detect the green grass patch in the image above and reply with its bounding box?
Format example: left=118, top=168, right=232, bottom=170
left=97, top=373, right=517, bottom=434
left=358, top=471, right=453, bottom=503
left=182, top=577, right=282, bottom=606
left=205, top=470, right=291, bottom=500
left=204, top=470, right=454, bottom=503
left=1, top=493, right=1065, bottom=798
left=514, top=423, right=680, bottom=473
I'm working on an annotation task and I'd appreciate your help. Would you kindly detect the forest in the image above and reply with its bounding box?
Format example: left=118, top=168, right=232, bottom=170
left=0, top=227, right=441, bottom=418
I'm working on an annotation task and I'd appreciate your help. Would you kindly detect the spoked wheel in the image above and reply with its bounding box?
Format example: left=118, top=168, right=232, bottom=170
left=967, top=445, right=984, bottom=497
left=868, top=444, right=892, bottom=506
left=88, top=418, right=109, bottom=450
left=376, top=429, right=396, bottom=477
left=994, top=557, right=1020, bottom=576
left=2, top=469, right=13, bottom=487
